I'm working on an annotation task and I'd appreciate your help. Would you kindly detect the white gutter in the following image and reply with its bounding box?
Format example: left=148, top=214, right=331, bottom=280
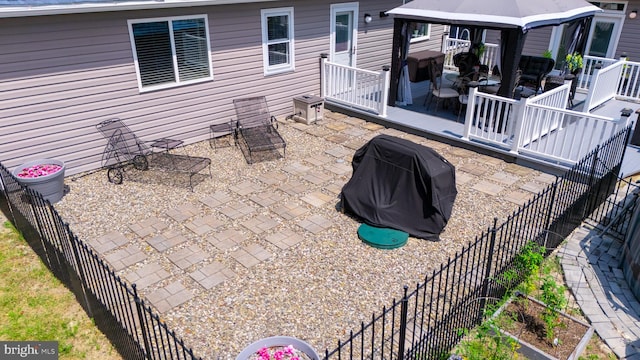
left=0, top=0, right=278, bottom=18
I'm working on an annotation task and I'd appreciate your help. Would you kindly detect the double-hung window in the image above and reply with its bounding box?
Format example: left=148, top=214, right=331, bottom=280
left=261, top=7, right=295, bottom=75
left=128, top=15, right=213, bottom=92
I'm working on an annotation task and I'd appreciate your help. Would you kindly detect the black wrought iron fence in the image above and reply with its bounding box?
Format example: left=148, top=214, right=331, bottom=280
left=321, top=126, right=636, bottom=360
left=0, top=167, right=200, bottom=360
left=1, top=126, right=636, bottom=360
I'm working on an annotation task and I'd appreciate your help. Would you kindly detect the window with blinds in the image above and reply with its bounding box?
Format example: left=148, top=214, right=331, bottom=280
left=261, top=7, right=295, bottom=75
left=128, top=15, right=213, bottom=91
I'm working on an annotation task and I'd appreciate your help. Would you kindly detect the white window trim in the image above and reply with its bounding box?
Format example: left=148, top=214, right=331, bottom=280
left=127, top=14, right=214, bottom=93
left=261, top=7, right=295, bottom=76
left=410, top=23, right=431, bottom=43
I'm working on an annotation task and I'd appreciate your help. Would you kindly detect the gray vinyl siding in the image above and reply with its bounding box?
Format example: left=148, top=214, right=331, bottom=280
left=522, top=27, right=552, bottom=57
left=0, top=0, right=400, bottom=176
left=616, top=1, right=640, bottom=61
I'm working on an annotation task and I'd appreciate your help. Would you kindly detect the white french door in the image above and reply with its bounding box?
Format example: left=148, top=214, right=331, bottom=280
left=330, top=3, right=358, bottom=67
left=584, top=13, right=624, bottom=58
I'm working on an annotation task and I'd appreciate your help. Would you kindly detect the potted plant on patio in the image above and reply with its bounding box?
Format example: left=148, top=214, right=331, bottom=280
left=12, top=158, right=66, bottom=204
left=236, top=336, right=320, bottom=360
left=565, top=52, right=583, bottom=75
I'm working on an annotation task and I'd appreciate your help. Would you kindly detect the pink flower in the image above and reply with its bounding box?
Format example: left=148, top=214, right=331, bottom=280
left=254, top=345, right=303, bottom=360
left=16, top=163, right=62, bottom=179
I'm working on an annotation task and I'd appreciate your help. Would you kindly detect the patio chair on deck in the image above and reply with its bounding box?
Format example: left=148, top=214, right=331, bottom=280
left=233, top=96, right=286, bottom=164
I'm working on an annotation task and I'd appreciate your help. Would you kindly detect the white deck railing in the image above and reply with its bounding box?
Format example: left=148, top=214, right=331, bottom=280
left=320, top=58, right=390, bottom=116
left=462, top=85, right=630, bottom=164
left=320, top=53, right=633, bottom=166
left=519, top=104, right=630, bottom=164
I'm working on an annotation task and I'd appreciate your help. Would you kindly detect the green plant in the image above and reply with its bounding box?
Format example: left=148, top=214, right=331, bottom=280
left=542, top=50, right=553, bottom=59
left=472, top=42, right=486, bottom=59
left=539, top=275, right=568, bottom=343
left=453, top=319, right=520, bottom=360
left=565, top=52, right=583, bottom=73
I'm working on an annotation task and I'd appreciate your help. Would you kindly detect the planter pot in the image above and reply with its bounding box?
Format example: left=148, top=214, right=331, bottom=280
left=493, top=294, right=593, bottom=360
left=12, top=159, right=66, bottom=204
left=236, top=336, right=320, bottom=360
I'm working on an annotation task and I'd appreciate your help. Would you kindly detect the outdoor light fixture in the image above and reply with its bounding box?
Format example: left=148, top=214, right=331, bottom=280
left=630, top=10, right=637, bottom=19
left=379, top=11, right=389, bottom=18
left=364, top=13, right=372, bottom=24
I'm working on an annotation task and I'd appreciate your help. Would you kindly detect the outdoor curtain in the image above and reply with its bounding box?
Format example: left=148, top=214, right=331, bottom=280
left=396, top=22, right=415, bottom=106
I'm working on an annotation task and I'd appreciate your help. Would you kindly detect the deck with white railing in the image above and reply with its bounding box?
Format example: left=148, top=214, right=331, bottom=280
left=320, top=54, right=640, bottom=171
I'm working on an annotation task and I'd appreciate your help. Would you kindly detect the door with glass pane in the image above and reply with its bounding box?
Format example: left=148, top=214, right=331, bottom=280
left=585, top=14, right=623, bottom=58
left=331, top=3, right=358, bottom=67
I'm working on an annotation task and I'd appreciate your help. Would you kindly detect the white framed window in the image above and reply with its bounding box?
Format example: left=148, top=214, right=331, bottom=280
left=128, top=15, right=213, bottom=92
left=261, top=7, right=295, bottom=75
left=410, top=22, right=431, bottom=43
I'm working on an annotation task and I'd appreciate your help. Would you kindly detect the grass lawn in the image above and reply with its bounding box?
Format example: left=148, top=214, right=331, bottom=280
left=0, top=220, right=121, bottom=359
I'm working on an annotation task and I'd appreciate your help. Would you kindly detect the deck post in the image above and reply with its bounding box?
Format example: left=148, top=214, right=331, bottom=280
left=380, top=65, right=391, bottom=117
left=461, top=87, right=477, bottom=140
left=582, top=63, right=602, bottom=111
left=510, top=97, right=529, bottom=154
left=320, top=53, right=328, bottom=98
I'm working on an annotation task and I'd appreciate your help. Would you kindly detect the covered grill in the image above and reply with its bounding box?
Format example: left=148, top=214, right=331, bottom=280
left=340, top=135, right=457, bottom=240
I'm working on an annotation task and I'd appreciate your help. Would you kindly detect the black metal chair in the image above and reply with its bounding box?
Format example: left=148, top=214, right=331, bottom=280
left=233, top=96, right=287, bottom=164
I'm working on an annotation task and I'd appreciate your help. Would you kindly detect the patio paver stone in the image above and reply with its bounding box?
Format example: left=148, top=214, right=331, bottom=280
left=147, top=230, right=189, bottom=252
left=297, top=214, right=333, bottom=234
left=520, top=181, right=548, bottom=194
left=208, top=229, right=245, bottom=251
left=266, top=229, right=304, bottom=250
left=168, top=245, right=208, bottom=270
left=257, top=171, right=288, bottom=186
left=90, top=231, right=129, bottom=253
left=272, top=202, right=309, bottom=220
left=189, top=261, right=236, bottom=290
left=282, top=162, right=311, bottom=176
left=302, top=170, right=333, bottom=185
left=301, top=191, right=334, bottom=207
left=324, top=147, right=351, bottom=158
left=231, top=244, right=272, bottom=268
left=278, top=180, right=309, bottom=196
left=124, top=262, right=171, bottom=289
left=489, top=171, right=521, bottom=186
left=241, top=214, right=280, bottom=235
left=146, top=280, right=193, bottom=313
left=185, top=215, right=224, bottom=236
left=199, top=191, right=234, bottom=209
left=105, top=244, right=148, bottom=271
left=250, top=191, right=285, bottom=207
left=129, top=217, right=169, bottom=238
left=217, top=200, right=256, bottom=220
left=229, top=180, right=262, bottom=196
left=472, top=180, right=504, bottom=196
left=166, top=203, right=202, bottom=222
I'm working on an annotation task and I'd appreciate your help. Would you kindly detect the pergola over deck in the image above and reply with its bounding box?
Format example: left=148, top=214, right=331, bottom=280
left=386, top=0, right=602, bottom=103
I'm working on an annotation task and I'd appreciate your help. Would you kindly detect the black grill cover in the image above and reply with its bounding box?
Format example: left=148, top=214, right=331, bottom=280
left=340, top=135, right=457, bottom=240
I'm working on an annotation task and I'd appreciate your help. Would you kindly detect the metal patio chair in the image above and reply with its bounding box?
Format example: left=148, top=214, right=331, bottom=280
left=232, top=96, right=286, bottom=164
left=96, top=118, right=152, bottom=184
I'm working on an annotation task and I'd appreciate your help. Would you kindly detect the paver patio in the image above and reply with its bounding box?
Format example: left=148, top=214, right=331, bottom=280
left=56, top=110, right=557, bottom=358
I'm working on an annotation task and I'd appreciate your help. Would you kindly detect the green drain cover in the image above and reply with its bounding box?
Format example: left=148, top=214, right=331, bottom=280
left=358, top=223, right=409, bottom=249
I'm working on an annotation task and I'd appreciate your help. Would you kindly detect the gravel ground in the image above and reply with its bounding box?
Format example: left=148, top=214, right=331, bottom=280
left=55, top=110, right=555, bottom=359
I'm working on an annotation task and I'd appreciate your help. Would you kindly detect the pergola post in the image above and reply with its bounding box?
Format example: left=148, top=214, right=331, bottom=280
left=388, top=18, right=405, bottom=107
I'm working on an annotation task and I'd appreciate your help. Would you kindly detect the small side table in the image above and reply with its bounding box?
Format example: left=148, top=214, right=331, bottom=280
left=209, top=120, right=235, bottom=149
left=151, top=138, right=184, bottom=152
